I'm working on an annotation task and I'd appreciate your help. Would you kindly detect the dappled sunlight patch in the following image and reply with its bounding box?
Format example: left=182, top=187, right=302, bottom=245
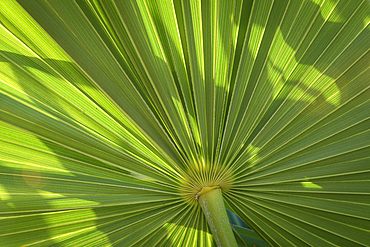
left=320, top=0, right=344, bottom=23
left=33, top=208, right=112, bottom=246
left=0, top=184, right=10, bottom=201
left=286, top=67, right=340, bottom=106
left=1, top=160, right=74, bottom=177
left=230, top=143, right=262, bottom=179
left=0, top=24, right=38, bottom=57
left=271, top=30, right=342, bottom=108
left=321, top=82, right=341, bottom=107
left=46, top=197, right=100, bottom=209
left=0, top=1, right=69, bottom=62
left=189, top=114, right=201, bottom=147
left=0, top=60, right=30, bottom=103
left=310, top=0, right=323, bottom=5
left=249, top=23, right=264, bottom=59
left=244, top=143, right=261, bottom=164
left=131, top=172, right=152, bottom=182
left=162, top=220, right=213, bottom=246
left=364, top=16, right=370, bottom=28
left=171, top=96, right=191, bottom=140
left=268, top=30, right=295, bottom=80
left=266, top=58, right=286, bottom=92
left=36, top=189, right=65, bottom=199
left=40, top=227, right=112, bottom=247
left=232, top=19, right=239, bottom=51
left=301, top=181, right=323, bottom=189
left=162, top=222, right=188, bottom=242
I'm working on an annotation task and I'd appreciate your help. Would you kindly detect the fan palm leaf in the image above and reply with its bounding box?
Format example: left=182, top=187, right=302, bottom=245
left=0, top=0, right=369, bottom=246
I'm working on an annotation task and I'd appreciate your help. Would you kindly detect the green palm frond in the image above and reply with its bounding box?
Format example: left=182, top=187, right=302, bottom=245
left=0, top=0, right=369, bottom=246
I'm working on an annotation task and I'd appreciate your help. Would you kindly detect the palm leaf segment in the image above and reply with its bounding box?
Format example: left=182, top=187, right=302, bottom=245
left=0, top=0, right=369, bottom=246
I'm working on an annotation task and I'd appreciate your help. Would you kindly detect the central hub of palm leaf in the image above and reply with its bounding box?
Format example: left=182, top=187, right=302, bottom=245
left=180, top=165, right=234, bottom=205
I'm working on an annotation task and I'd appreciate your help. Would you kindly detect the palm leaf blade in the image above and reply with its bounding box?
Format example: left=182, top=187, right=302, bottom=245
left=0, top=0, right=369, bottom=246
